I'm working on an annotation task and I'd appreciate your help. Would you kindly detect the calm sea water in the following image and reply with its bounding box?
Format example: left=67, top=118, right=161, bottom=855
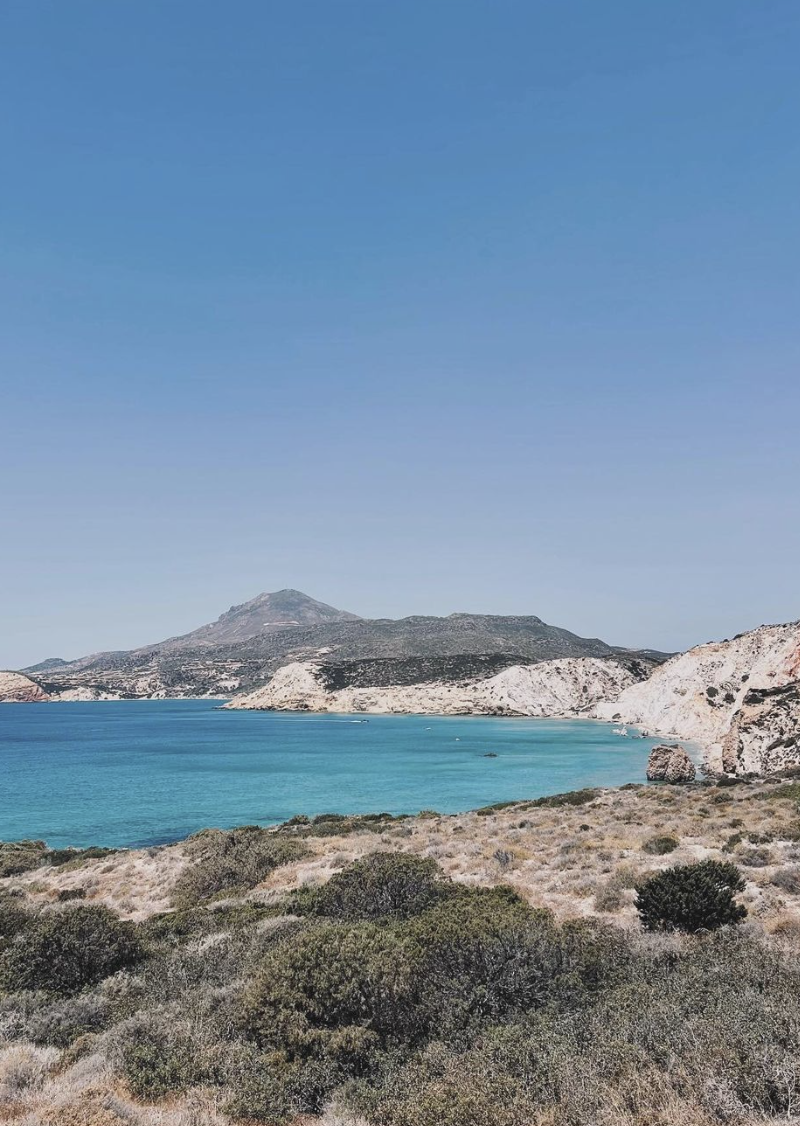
left=0, top=701, right=677, bottom=848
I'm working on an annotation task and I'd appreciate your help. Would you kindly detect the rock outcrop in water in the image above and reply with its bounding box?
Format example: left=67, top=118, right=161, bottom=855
left=646, top=744, right=696, bottom=783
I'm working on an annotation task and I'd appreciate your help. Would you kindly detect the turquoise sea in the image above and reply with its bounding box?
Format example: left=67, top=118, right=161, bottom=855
left=0, top=701, right=677, bottom=848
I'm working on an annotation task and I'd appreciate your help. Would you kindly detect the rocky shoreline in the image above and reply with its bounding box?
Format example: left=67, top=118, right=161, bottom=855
left=4, top=612, right=799, bottom=780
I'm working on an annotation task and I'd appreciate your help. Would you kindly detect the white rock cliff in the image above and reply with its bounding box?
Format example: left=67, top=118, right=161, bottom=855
left=225, top=657, right=640, bottom=717
left=596, top=622, right=800, bottom=773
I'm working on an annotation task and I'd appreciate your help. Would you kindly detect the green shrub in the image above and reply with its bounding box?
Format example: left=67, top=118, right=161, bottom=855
left=242, top=922, right=414, bottom=1069
left=0, top=893, right=30, bottom=941
left=302, top=852, right=447, bottom=921
left=347, top=1035, right=537, bottom=1126
left=400, top=895, right=580, bottom=1036
left=760, top=782, right=800, bottom=802
left=0, top=904, right=143, bottom=995
left=121, top=1021, right=211, bottom=1099
left=171, top=827, right=307, bottom=907
left=635, top=860, right=747, bottom=933
left=0, top=841, right=48, bottom=878
left=642, top=835, right=679, bottom=855
left=526, top=789, right=598, bottom=809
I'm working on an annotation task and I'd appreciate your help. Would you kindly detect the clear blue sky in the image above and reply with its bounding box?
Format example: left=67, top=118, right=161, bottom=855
left=2, top=1, right=799, bottom=668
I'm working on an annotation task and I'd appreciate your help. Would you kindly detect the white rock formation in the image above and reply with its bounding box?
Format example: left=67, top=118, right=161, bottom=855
left=0, top=671, right=50, bottom=703
left=225, top=657, right=639, bottom=717
left=597, top=622, right=800, bottom=772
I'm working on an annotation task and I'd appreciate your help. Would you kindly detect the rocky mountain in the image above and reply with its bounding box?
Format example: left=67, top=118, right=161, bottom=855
left=152, top=589, right=361, bottom=651
left=22, top=590, right=665, bottom=702
left=22, top=657, right=70, bottom=674
left=596, top=621, right=800, bottom=774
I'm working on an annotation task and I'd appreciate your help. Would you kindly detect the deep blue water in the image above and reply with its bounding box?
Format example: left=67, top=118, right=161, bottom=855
left=0, top=701, right=675, bottom=848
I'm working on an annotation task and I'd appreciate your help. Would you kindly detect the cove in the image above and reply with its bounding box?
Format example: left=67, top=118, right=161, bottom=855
left=0, top=700, right=682, bottom=848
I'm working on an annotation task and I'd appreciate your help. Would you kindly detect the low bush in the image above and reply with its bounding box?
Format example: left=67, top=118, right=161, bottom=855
left=0, top=841, right=47, bottom=878
left=119, top=1017, right=218, bottom=1100
left=635, top=860, right=747, bottom=933
left=171, top=827, right=308, bottom=907
left=527, top=789, right=598, bottom=809
left=301, top=852, right=447, bottom=921
left=242, top=922, right=413, bottom=1070
left=771, top=865, right=800, bottom=895
left=0, top=893, right=30, bottom=941
left=0, top=904, right=143, bottom=995
left=642, top=835, right=679, bottom=855
left=21, top=991, right=109, bottom=1047
left=738, top=846, right=772, bottom=867
left=594, top=882, right=624, bottom=913
left=57, top=888, right=86, bottom=902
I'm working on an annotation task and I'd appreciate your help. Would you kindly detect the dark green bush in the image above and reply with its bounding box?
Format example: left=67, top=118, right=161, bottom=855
left=0, top=892, right=30, bottom=940
left=0, top=904, right=143, bottom=995
left=47, top=845, right=118, bottom=869
left=121, top=1022, right=211, bottom=1099
left=0, top=840, right=47, bottom=877
left=171, top=827, right=307, bottom=907
left=401, top=895, right=579, bottom=1037
left=57, top=888, right=86, bottom=902
left=228, top=1049, right=343, bottom=1122
left=642, top=835, right=679, bottom=855
left=635, top=859, right=747, bottom=933
left=242, top=922, right=414, bottom=1069
left=302, top=852, right=447, bottom=921
left=527, top=789, right=598, bottom=809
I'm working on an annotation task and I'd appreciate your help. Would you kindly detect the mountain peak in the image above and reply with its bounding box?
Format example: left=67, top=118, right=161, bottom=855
left=158, top=589, right=360, bottom=650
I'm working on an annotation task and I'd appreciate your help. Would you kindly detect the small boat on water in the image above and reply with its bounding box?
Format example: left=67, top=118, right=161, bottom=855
left=612, top=725, right=629, bottom=737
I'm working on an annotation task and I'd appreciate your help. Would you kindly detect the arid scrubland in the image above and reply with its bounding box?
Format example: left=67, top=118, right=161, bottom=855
left=3, top=776, right=800, bottom=1126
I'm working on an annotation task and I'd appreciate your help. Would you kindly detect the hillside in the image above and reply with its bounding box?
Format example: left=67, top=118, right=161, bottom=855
left=3, top=777, right=800, bottom=1125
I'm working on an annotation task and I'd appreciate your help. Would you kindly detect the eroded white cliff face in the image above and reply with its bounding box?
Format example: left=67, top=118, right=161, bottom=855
left=225, top=657, right=640, bottom=717
left=0, top=671, right=50, bottom=703
left=596, top=622, right=800, bottom=772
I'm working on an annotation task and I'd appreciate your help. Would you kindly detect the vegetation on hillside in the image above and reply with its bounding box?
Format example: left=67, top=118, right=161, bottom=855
left=2, top=781, right=800, bottom=1124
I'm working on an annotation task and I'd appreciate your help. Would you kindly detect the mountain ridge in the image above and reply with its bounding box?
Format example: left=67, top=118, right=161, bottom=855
left=19, top=588, right=668, bottom=701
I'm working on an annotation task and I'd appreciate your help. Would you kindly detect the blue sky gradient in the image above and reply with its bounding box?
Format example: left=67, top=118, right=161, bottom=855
left=1, top=1, right=799, bottom=666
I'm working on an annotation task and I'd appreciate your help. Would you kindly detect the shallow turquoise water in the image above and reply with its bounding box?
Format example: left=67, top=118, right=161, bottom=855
left=0, top=701, right=672, bottom=848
